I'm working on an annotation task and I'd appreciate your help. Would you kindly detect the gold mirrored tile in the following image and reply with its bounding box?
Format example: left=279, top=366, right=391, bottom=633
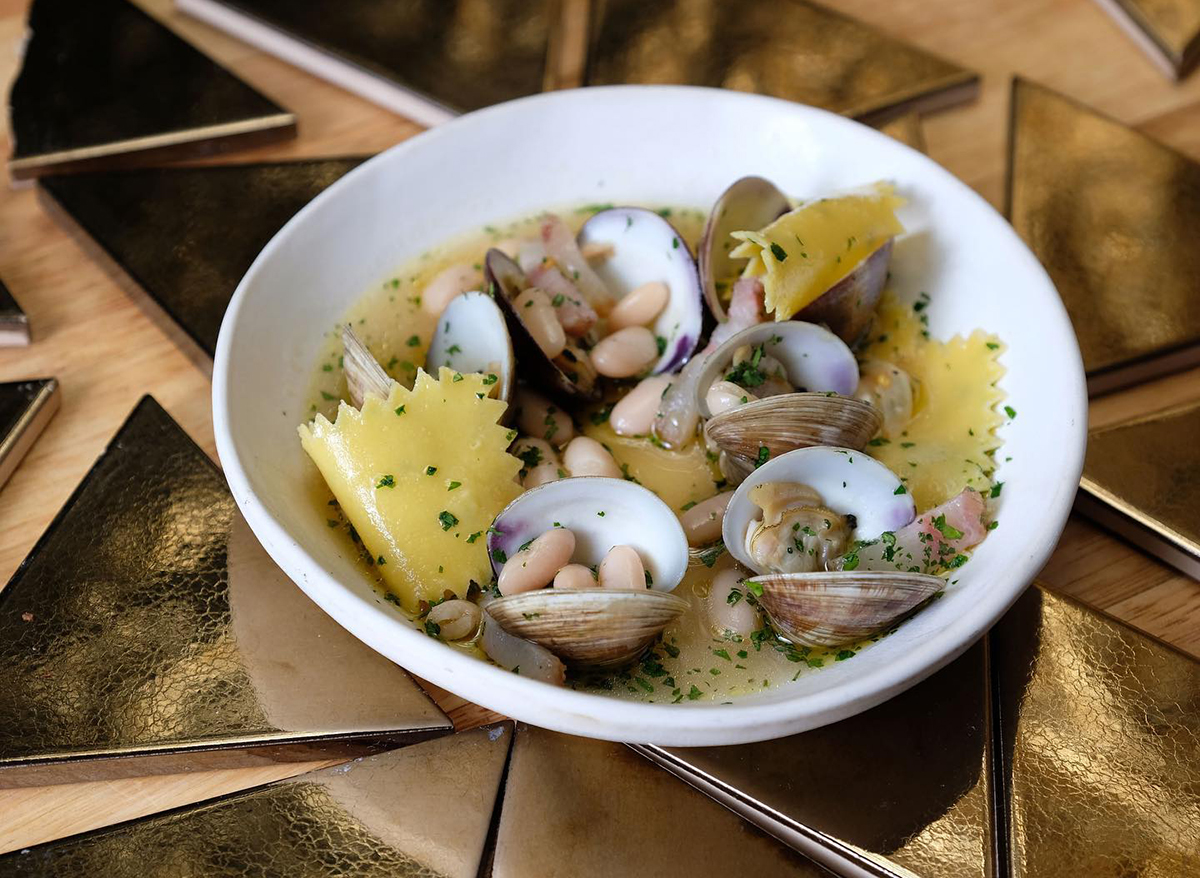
left=635, top=640, right=995, bottom=878
left=8, top=0, right=296, bottom=180
left=0, top=724, right=511, bottom=876
left=176, top=0, right=555, bottom=126
left=1076, top=401, right=1200, bottom=579
left=1007, top=78, right=1200, bottom=394
left=0, top=396, right=450, bottom=787
left=877, top=113, right=928, bottom=153
left=0, top=282, right=30, bottom=348
left=993, top=584, right=1200, bottom=877
left=1093, top=0, right=1200, bottom=77
left=494, top=724, right=831, bottom=877
left=0, top=380, right=60, bottom=493
left=586, top=0, right=979, bottom=125
left=38, top=159, right=363, bottom=371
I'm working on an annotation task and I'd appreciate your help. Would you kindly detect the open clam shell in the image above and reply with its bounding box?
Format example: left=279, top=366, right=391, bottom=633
left=750, top=570, right=943, bottom=647
left=486, top=589, right=688, bottom=668
left=695, top=320, right=860, bottom=419
left=341, top=325, right=393, bottom=408
left=722, top=446, right=916, bottom=573
left=486, top=248, right=600, bottom=402
left=487, top=477, right=688, bottom=591
left=577, top=207, right=703, bottom=373
left=705, top=392, right=882, bottom=460
left=699, top=176, right=791, bottom=323
left=425, top=291, right=515, bottom=406
left=796, top=239, right=893, bottom=345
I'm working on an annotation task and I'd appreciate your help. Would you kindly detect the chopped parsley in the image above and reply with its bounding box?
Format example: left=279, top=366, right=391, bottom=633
left=394, top=405, right=406, bottom=416
left=755, top=446, right=771, bottom=467
left=932, top=514, right=964, bottom=540
left=425, top=465, right=438, bottom=475
left=448, top=481, right=462, bottom=491
left=894, top=484, right=908, bottom=495
left=376, top=474, right=395, bottom=489
left=482, top=373, right=498, bottom=385
left=491, top=547, right=507, bottom=563
left=406, top=334, right=420, bottom=347
left=1004, top=405, right=1017, bottom=419
left=424, top=620, right=441, bottom=637
left=990, top=481, right=1004, bottom=498
left=438, top=511, right=458, bottom=531
left=769, top=242, right=788, bottom=262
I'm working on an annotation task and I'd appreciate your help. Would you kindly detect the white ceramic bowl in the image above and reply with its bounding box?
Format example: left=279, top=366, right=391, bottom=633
left=213, top=86, right=1086, bottom=746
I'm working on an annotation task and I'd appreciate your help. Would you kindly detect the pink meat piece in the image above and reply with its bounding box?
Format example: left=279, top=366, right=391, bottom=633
left=523, top=260, right=598, bottom=337
left=538, top=215, right=615, bottom=315
left=703, top=277, right=765, bottom=354
left=888, top=488, right=988, bottom=572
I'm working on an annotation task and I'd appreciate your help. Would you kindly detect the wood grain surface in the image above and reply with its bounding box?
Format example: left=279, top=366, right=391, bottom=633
left=2, top=0, right=1199, bottom=855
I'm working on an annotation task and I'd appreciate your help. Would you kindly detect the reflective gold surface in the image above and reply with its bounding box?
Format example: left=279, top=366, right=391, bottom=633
left=994, top=586, right=1200, bottom=876
left=0, top=397, right=449, bottom=783
left=1007, top=78, right=1200, bottom=391
left=8, top=0, right=294, bottom=179
left=646, top=640, right=994, bottom=878
left=587, top=0, right=979, bottom=124
left=0, top=380, right=59, bottom=492
left=1099, top=0, right=1200, bottom=75
left=39, top=159, right=363, bottom=366
left=878, top=113, right=928, bottom=153
left=0, top=282, right=30, bottom=347
left=1079, top=401, right=1200, bottom=578
left=0, top=725, right=511, bottom=877
left=495, top=724, right=830, bottom=877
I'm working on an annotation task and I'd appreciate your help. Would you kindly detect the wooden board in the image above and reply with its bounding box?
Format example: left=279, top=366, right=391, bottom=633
left=2, top=0, right=1199, bottom=855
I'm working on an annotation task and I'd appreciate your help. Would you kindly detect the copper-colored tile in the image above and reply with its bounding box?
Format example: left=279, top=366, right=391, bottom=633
left=38, top=159, right=363, bottom=370
left=0, top=380, right=59, bottom=493
left=0, top=725, right=511, bottom=877
left=586, top=0, right=979, bottom=125
left=1007, top=78, right=1200, bottom=394
left=8, top=0, right=295, bottom=180
left=993, top=585, right=1200, bottom=877
left=0, top=397, right=450, bottom=787
left=877, top=113, right=928, bottom=153
left=176, top=0, right=554, bottom=123
left=1076, top=400, right=1200, bottom=580
left=494, top=724, right=830, bottom=877
left=0, top=284, right=30, bottom=348
left=640, top=640, right=995, bottom=878
left=1093, top=0, right=1200, bottom=77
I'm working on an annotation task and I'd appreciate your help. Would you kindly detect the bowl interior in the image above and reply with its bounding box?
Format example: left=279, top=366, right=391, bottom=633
left=213, top=86, right=1086, bottom=745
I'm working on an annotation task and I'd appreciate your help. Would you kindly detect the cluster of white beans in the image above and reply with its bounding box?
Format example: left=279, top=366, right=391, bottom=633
left=511, top=389, right=625, bottom=489
left=496, top=526, right=651, bottom=596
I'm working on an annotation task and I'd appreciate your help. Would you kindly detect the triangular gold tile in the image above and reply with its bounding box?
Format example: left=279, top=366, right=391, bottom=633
left=8, top=0, right=295, bottom=179
left=38, top=159, right=364, bottom=371
left=0, top=725, right=511, bottom=875
left=635, top=640, right=995, bottom=878
left=0, top=283, right=30, bottom=348
left=0, top=397, right=450, bottom=786
left=1076, top=401, right=1200, bottom=579
left=1007, top=78, right=1200, bottom=394
left=1093, top=0, right=1200, bottom=78
left=586, top=0, right=979, bottom=125
left=993, top=585, right=1200, bottom=876
left=494, top=724, right=828, bottom=877
left=0, top=380, right=59, bottom=492
left=877, top=113, right=928, bottom=153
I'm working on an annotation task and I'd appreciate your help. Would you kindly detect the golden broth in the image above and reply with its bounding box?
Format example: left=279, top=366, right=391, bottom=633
left=302, top=204, right=1002, bottom=704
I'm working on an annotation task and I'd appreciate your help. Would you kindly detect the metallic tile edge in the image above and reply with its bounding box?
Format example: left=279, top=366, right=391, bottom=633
left=0, top=379, right=60, bottom=491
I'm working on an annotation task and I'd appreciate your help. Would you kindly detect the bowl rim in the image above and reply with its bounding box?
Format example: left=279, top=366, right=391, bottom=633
left=213, top=84, right=1087, bottom=745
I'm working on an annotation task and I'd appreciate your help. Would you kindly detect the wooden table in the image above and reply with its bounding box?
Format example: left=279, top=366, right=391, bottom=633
left=2, top=0, right=1199, bottom=855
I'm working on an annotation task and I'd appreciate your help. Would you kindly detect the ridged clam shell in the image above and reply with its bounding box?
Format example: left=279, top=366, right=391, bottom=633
left=486, top=588, right=689, bottom=668
left=341, top=325, right=393, bottom=408
left=796, top=239, right=893, bottom=345
left=705, top=392, right=882, bottom=459
left=752, top=571, right=943, bottom=647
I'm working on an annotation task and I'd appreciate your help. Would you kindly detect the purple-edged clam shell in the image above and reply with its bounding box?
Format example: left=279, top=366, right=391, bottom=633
left=486, top=477, right=688, bottom=592
left=576, top=207, right=703, bottom=374
left=797, top=239, right=893, bottom=346
left=722, top=446, right=917, bottom=575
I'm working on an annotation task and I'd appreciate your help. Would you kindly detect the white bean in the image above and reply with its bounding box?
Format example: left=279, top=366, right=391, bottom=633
left=680, top=491, right=733, bottom=546
left=706, top=569, right=760, bottom=638
left=427, top=600, right=482, bottom=641
left=598, top=545, right=647, bottom=589
left=607, top=281, right=669, bottom=331
left=497, top=528, right=577, bottom=596
left=515, top=288, right=566, bottom=359
left=562, top=436, right=622, bottom=478
left=523, top=462, right=564, bottom=489
left=553, top=563, right=596, bottom=590
left=610, top=375, right=672, bottom=437
left=515, top=389, right=575, bottom=446
left=590, top=326, right=659, bottom=378
left=422, top=264, right=481, bottom=317
left=705, top=380, right=757, bottom=416
left=580, top=241, right=615, bottom=261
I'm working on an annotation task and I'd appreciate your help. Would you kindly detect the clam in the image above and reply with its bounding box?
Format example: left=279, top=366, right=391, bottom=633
left=425, top=291, right=515, bottom=406
left=694, top=320, right=880, bottom=461
left=576, top=207, right=704, bottom=373
left=796, top=240, right=892, bottom=345
left=486, top=248, right=600, bottom=402
left=722, top=446, right=942, bottom=647
left=699, top=176, right=791, bottom=323
left=485, top=477, right=689, bottom=667
left=341, top=325, right=393, bottom=408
